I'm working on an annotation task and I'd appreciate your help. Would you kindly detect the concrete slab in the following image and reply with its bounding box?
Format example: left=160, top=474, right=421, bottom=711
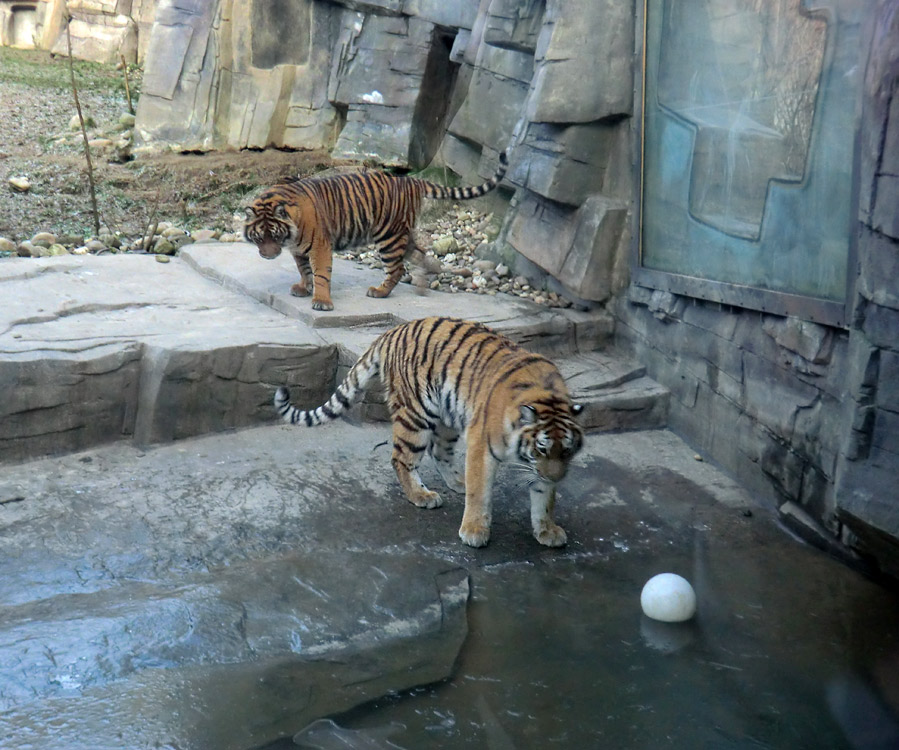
left=180, top=242, right=614, bottom=355
left=0, top=255, right=335, bottom=462
left=0, top=420, right=751, bottom=750
left=3, top=420, right=896, bottom=749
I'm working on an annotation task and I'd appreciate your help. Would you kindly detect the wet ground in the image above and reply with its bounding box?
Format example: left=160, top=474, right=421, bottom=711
left=263, top=443, right=899, bottom=750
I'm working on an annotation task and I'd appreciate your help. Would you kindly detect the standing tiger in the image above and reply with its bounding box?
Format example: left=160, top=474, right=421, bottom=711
left=244, top=153, right=508, bottom=311
left=273, top=316, right=584, bottom=548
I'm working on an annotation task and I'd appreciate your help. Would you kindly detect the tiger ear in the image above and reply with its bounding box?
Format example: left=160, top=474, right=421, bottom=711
left=572, top=403, right=584, bottom=416
left=244, top=206, right=255, bottom=220
left=519, top=404, right=537, bottom=425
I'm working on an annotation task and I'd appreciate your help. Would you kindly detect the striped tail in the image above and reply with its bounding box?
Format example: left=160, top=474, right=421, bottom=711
left=424, top=151, right=507, bottom=201
left=273, top=347, right=380, bottom=426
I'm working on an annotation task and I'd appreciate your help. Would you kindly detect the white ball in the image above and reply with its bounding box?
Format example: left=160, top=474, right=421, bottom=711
left=640, top=573, right=696, bottom=622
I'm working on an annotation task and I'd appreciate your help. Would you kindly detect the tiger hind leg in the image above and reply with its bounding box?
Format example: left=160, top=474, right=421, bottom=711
left=367, top=232, right=411, bottom=299
left=429, top=423, right=465, bottom=493
left=390, top=413, right=442, bottom=509
left=290, top=253, right=314, bottom=297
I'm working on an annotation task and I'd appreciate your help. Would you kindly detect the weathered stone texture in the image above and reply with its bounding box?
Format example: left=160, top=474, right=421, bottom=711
left=616, top=0, right=899, bottom=575
left=619, top=291, right=850, bottom=533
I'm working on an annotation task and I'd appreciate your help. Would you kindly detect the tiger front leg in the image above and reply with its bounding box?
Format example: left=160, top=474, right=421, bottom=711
left=530, top=479, right=567, bottom=547
left=289, top=252, right=314, bottom=297
left=458, top=440, right=498, bottom=548
left=367, top=233, right=409, bottom=299
left=308, top=237, right=334, bottom=311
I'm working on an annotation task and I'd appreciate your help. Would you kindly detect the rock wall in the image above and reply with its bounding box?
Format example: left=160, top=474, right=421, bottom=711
left=134, top=0, right=631, bottom=304
left=0, top=0, right=154, bottom=64
left=616, top=0, right=899, bottom=577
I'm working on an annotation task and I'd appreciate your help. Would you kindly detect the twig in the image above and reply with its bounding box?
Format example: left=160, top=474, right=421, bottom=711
left=120, top=53, right=134, bottom=115
left=65, top=10, right=100, bottom=237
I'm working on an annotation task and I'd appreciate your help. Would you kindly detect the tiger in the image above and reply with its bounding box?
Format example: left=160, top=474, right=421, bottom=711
left=243, top=153, right=508, bottom=311
left=273, top=316, right=584, bottom=548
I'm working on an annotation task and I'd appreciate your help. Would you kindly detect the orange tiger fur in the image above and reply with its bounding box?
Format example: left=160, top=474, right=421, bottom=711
left=273, top=316, right=584, bottom=547
left=244, top=153, right=508, bottom=311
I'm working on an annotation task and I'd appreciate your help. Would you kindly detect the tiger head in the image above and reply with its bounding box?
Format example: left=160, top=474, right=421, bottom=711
left=515, top=402, right=584, bottom=482
left=243, top=197, right=296, bottom=260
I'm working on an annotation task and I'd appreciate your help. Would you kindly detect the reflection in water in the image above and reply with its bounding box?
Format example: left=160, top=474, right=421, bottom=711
left=293, top=718, right=407, bottom=749
left=322, top=510, right=899, bottom=748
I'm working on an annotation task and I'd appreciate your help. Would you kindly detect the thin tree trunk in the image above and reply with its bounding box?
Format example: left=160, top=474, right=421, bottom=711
left=65, top=12, right=101, bottom=237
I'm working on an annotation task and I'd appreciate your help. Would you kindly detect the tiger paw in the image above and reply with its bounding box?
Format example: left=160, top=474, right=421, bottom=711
left=311, top=299, right=334, bottom=311
left=290, top=283, right=310, bottom=297
left=534, top=522, right=567, bottom=548
left=366, top=285, right=390, bottom=299
left=408, top=490, right=443, bottom=509
left=459, top=522, right=490, bottom=548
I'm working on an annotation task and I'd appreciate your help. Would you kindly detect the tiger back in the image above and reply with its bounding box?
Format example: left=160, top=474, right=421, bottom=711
left=273, top=316, right=584, bottom=548
left=244, top=154, right=508, bottom=311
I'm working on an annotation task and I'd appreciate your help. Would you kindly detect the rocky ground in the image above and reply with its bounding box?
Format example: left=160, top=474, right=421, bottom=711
left=0, top=48, right=569, bottom=308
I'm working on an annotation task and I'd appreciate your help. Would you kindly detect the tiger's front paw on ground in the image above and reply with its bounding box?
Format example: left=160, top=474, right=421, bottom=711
left=459, top=522, right=490, bottom=548
left=290, top=283, right=310, bottom=297
left=366, top=285, right=390, bottom=299
left=534, top=522, right=567, bottom=548
left=408, top=490, right=443, bottom=509
left=311, top=299, right=334, bottom=311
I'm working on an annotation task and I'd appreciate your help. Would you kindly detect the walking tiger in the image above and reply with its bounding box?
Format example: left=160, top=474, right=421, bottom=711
left=273, top=316, right=584, bottom=548
left=244, top=153, right=508, bottom=311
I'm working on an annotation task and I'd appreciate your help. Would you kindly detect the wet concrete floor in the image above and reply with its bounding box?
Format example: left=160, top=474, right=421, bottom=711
left=261, top=433, right=899, bottom=750
left=3, top=422, right=899, bottom=749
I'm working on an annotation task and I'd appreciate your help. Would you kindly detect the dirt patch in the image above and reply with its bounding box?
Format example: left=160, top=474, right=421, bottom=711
left=0, top=48, right=344, bottom=243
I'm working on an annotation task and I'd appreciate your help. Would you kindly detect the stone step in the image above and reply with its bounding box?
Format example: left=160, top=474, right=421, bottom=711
left=559, top=350, right=670, bottom=432
left=0, top=245, right=663, bottom=464
left=180, top=242, right=615, bottom=356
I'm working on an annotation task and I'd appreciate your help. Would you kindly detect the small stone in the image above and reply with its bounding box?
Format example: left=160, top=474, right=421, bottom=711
left=191, top=228, right=220, bottom=242
left=88, top=138, right=113, bottom=149
left=153, top=238, right=177, bottom=255
left=72, top=246, right=89, bottom=255
left=162, top=227, right=187, bottom=238
left=534, top=295, right=547, bottom=304
left=513, top=275, right=529, bottom=287
left=429, top=279, right=440, bottom=290
left=9, top=176, right=30, bottom=193
left=496, top=263, right=510, bottom=277
left=473, top=259, right=496, bottom=273
left=118, top=112, right=136, bottom=128
left=31, top=232, right=56, bottom=247
left=472, top=275, right=487, bottom=289
left=0, top=237, right=16, bottom=253
left=693, top=454, right=703, bottom=462
left=154, top=254, right=171, bottom=263
left=431, top=236, right=458, bottom=256
left=47, top=244, right=69, bottom=256
left=17, top=241, right=35, bottom=257
left=85, top=239, right=107, bottom=253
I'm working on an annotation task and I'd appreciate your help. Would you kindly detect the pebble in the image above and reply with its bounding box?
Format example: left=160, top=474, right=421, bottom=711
left=9, top=176, right=30, bottom=193
left=0, top=237, right=16, bottom=253
left=31, top=231, right=56, bottom=244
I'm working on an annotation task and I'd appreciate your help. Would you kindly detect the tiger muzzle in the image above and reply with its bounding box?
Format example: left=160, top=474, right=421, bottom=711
left=537, top=458, right=568, bottom=482
left=257, top=240, right=283, bottom=259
